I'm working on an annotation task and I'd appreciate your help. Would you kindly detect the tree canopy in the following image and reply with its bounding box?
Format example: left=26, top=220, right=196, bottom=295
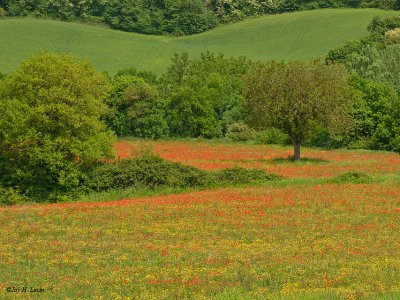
left=0, top=52, right=115, bottom=200
left=243, top=60, right=354, bottom=160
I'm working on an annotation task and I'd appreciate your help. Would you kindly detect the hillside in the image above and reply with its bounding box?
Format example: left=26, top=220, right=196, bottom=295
left=0, top=9, right=399, bottom=75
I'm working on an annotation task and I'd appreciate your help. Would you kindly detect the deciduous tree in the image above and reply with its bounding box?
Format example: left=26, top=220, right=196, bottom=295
left=243, top=60, right=353, bottom=160
left=0, top=52, right=114, bottom=200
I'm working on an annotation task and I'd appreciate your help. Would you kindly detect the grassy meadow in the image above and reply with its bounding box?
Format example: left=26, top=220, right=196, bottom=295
left=1, top=139, right=400, bottom=299
left=2, top=7, right=400, bottom=299
left=0, top=9, right=399, bottom=75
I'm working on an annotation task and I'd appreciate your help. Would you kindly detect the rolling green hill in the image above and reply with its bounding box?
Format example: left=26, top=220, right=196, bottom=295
left=0, top=9, right=399, bottom=75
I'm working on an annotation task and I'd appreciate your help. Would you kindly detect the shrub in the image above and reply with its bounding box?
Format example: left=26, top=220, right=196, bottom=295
left=305, top=123, right=343, bottom=149
left=385, top=28, right=400, bottom=44
left=85, top=153, right=282, bottom=193
left=84, top=15, right=104, bottom=26
left=0, top=7, right=6, bottom=17
left=255, top=128, right=290, bottom=145
left=0, top=186, right=28, bottom=205
left=226, top=122, right=257, bottom=142
left=330, top=172, right=371, bottom=184
left=85, top=153, right=209, bottom=192
left=212, top=167, right=282, bottom=184
left=390, top=135, right=400, bottom=153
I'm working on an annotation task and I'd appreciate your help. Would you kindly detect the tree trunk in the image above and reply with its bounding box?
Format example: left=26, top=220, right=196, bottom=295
left=293, top=143, right=301, bottom=160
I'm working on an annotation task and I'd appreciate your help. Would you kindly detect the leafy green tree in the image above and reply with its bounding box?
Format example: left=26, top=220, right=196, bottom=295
left=163, top=52, right=191, bottom=85
left=344, top=44, right=400, bottom=93
left=164, top=0, right=217, bottom=35
left=105, top=74, right=143, bottom=136
left=0, top=52, right=114, bottom=201
left=346, top=76, right=398, bottom=150
left=163, top=52, right=251, bottom=137
left=344, top=45, right=391, bottom=83
left=385, top=28, right=400, bottom=45
left=123, top=80, right=169, bottom=138
left=166, top=86, right=220, bottom=138
left=367, top=16, right=400, bottom=42
left=115, top=66, right=158, bottom=84
left=104, top=0, right=217, bottom=35
left=382, top=44, right=400, bottom=92
left=243, top=61, right=353, bottom=160
left=105, top=74, right=168, bottom=138
left=326, top=39, right=368, bottom=63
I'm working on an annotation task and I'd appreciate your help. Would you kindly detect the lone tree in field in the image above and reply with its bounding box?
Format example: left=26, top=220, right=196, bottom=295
left=0, top=52, right=115, bottom=200
left=243, top=61, right=353, bottom=160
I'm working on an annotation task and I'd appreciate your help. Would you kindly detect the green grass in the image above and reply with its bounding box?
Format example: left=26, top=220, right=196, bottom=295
left=0, top=8, right=399, bottom=75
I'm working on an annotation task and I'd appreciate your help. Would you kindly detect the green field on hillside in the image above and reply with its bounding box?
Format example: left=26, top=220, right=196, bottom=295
left=0, top=9, right=399, bottom=75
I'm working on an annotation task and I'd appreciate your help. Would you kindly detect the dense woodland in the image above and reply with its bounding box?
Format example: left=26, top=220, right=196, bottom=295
left=0, top=0, right=399, bottom=35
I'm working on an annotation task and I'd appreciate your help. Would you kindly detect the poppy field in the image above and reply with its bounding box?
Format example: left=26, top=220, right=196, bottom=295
left=1, top=140, right=400, bottom=299
left=116, top=140, right=400, bottom=179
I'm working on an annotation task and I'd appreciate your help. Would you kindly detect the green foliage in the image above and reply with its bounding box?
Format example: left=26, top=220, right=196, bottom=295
left=330, top=171, right=371, bottom=184
left=344, top=45, right=391, bottom=83
left=124, top=81, right=169, bottom=138
left=345, top=76, right=399, bottom=151
left=166, top=86, right=221, bottom=138
left=85, top=153, right=209, bottom=192
left=0, top=52, right=115, bottom=201
left=105, top=74, right=168, bottom=138
left=163, top=52, right=251, bottom=138
left=385, top=28, right=400, bottom=44
left=389, top=135, right=400, bottom=152
left=2, top=0, right=108, bottom=19
left=326, top=14, right=400, bottom=152
left=115, top=67, right=158, bottom=84
left=328, top=16, right=400, bottom=153
left=255, top=128, right=291, bottom=145
left=0, top=186, right=28, bottom=205
left=104, top=0, right=218, bottom=35
left=243, top=60, right=354, bottom=159
left=304, top=123, right=343, bottom=149
left=85, top=152, right=281, bottom=193
left=226, top=122, right=257, bottom=142
left=105, top=75, right=142, bottom=136
left=381, top=44, right=400, bottom=92
left=327, top=15, right=400, bottom=66
left=368, top=16, right=400, bottom=42
left=212, top=167, right=282, bottom=184
left=326, top=40, right=368, bottom=63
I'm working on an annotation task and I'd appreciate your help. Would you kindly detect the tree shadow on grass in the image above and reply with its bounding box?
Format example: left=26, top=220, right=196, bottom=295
left=270, top=156, right=329, bottom=165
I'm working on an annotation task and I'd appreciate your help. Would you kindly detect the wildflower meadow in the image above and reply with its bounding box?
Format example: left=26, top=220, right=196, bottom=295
left=1, top=140, right=400, bottom=299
